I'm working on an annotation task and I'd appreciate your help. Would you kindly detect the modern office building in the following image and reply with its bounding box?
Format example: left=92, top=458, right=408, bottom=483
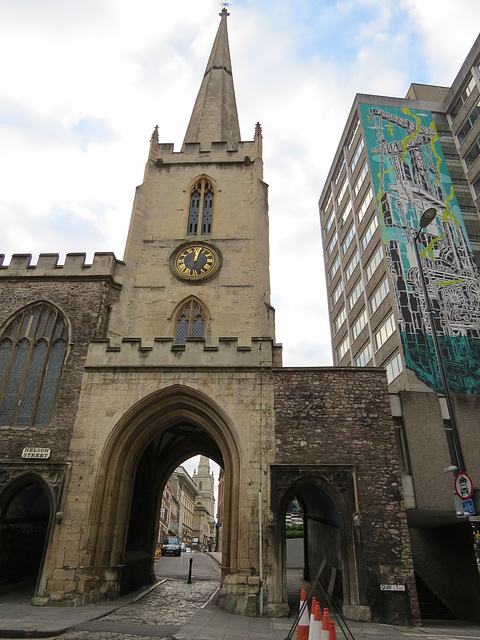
left=319, top=35, right=480, bottom=618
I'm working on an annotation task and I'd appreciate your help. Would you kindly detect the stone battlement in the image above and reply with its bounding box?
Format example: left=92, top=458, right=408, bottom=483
left=0, top=252, right=125, bottom=284
left=86, top=336, right=283, bottom=369
left=150, top=138, right=261, bottom=166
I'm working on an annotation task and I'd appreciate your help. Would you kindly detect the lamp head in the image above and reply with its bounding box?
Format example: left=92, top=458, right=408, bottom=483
left=419, top=207, right=437, bottom=229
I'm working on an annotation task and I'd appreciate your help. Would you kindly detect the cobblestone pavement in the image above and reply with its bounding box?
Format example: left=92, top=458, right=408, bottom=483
left=52, top=578, right=220, bottom=640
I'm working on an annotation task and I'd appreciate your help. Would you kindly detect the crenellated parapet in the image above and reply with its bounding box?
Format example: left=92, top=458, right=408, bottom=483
left=0, top=252, right=125, bottom=285
left=86, top=336, right=283, bottom=369
left=148, top=136, right=263, bottom=168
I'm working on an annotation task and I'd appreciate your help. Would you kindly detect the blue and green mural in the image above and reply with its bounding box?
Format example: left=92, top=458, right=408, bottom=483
left=359, top=103, right=480, bottom=394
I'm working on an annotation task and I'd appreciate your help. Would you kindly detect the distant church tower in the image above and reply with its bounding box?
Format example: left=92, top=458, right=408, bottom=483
left=194, top=455, right=215, bottom=517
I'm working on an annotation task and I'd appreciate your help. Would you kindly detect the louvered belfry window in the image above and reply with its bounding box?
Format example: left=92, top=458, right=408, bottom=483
left=175, top=299, right=206, bottom=344
left=0, top=302, right=69, bottom=427
left=187, top=178, right=214, bottom=236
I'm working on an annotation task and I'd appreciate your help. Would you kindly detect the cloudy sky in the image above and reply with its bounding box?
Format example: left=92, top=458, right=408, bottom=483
left=1, top=0, right=479, bottom=373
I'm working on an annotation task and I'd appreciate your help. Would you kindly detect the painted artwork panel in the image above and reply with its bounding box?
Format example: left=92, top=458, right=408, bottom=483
left=359, top=103, right=480, bottom=394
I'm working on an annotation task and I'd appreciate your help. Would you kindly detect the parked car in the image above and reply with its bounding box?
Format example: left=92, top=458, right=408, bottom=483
left=180, top=543, right=186, bottom=552
left=161, top=536, right=181, bottom=557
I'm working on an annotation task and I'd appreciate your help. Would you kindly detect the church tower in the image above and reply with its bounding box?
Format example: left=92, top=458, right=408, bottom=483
left=194, top=455, right=215, bottom=517
left=108, top=7, right=277, bottom=352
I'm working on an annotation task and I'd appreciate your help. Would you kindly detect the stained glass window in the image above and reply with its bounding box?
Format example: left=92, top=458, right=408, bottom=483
left=0, top=303, right=69, bottom=427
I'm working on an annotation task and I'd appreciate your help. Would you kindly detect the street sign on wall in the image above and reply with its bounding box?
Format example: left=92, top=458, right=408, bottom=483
left=455, top=472, right=474, bottom=501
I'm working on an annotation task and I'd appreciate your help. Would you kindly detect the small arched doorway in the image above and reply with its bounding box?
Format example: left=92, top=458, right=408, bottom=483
left=0, top=475, right=54, bottom=595
left=271, top=466, right=365, bottom=617
left=84, top=385, right=240, bottom=599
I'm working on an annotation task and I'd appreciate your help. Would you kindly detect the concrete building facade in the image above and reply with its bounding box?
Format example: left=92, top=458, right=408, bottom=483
left=318, top=35, right=480, bottom=620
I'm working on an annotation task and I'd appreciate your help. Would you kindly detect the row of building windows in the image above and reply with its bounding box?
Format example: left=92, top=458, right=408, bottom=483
left=333, top=307, right=347, bottom=334
left=365, top=244, right=384, bottom=281
left=357, top=187, right=374, bottom=223
left=465, top=134, right=480, bottom=170
left=347, top=278, right=364, bottom=310
left=361, top=215, right=379, bottom=251
left=370, top=276, right=390, bottom=314
left=355, top=341, right=372, bottom=367
left=336, top=334, right=350, bottom=361
left=456, top=99, right=480, bottom=145
left=331, top=279, right=344, bottom=307
left=451, top=75, right=476, bottom=119
left=336, top=177, right=348, bottom=206
left=350, top=138, right=364, bottom=174
left=375, top=313, right=396, bottom=349
left=353, top=162, right=368, bottom=197
left=329, top=254, right=341, bottom=282
left=342, top=224, right=356, bottom=255
left=351, top=308, right=368, bottom=341
left=345, top=250, right=359, bottom=281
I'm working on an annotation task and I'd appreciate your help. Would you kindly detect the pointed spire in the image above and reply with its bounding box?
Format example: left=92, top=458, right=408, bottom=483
left=182, top=8, right=241, bottom=151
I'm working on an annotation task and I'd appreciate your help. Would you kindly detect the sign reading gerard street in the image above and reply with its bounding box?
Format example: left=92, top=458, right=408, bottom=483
left=22, top=447, right=51, bottom=459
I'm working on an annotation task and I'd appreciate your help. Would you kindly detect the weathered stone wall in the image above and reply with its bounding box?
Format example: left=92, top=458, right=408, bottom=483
left=0, top=275, right=120, bottom=460
left=273, top=367, right=419, bottom=624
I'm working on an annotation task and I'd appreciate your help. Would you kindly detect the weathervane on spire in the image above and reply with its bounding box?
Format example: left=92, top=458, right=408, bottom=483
left=219, top=1, right=231, bottom=17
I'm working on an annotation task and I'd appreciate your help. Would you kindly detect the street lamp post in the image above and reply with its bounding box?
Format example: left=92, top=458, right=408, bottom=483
left=412, top=207, right=466, bottom=473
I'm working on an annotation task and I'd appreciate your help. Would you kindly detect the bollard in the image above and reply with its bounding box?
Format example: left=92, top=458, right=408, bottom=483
left=187, top=557, right=193, bottom=584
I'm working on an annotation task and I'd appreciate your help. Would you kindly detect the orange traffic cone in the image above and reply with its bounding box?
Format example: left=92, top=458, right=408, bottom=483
left=329, top=620, right=337, bottom=640
left=310, top=601, right=322, bottom=640
left=321, top=607, right=330, bottom=640
left=296, top=587, right=310, bottom=640
left=308, top=597, right=317, bottom=640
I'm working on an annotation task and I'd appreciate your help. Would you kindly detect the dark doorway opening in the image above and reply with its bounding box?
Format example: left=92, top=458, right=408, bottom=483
left=0, top=479, right=52, bottom=595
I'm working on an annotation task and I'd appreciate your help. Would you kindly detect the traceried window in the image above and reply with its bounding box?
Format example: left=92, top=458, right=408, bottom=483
left=187, top=178, right=215, bottom=236
left=0, top=302, right=69, bottom=427
left=175, top=298, right=207, bottom=344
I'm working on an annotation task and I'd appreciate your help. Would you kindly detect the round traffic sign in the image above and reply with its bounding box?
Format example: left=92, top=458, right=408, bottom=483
left=454, top=472, right=474, bottom=500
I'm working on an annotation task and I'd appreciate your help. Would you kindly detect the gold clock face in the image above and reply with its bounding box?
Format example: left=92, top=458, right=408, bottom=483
left=173, top=244, right=219, bottom=281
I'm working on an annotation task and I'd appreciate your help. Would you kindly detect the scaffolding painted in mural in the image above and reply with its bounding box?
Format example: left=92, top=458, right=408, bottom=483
left=360, top=104, right=480, bottom=394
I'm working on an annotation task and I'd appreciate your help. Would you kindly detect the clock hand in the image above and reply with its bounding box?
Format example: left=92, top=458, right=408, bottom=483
left=193, top=247, right=202, bottom=262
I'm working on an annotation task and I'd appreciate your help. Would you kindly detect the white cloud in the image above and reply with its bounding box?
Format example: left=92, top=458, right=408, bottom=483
left=1, top=0, right=478, bottom=372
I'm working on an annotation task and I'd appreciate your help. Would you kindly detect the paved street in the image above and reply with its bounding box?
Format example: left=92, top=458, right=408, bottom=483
left=1, top=559, right=480, bottom=640
left=155, top=551, right=221, bottom=581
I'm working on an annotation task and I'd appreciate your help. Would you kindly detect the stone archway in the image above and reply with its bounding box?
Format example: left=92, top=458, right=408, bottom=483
left=83, top=384, right=241, bottom=600
left=0, top=473, right=55, bottom=596
left=270, top=465, right=370, bottom=621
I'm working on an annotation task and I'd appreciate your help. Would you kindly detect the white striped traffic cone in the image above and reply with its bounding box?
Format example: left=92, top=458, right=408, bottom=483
left=296, top=587, right=310, bottom=640
left=308, top=597, right=317, bottom=640
left=320, top=607, right=330, bottom=640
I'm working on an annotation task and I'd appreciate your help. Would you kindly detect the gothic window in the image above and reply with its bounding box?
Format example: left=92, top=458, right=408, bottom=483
left=187, top=178, right=214, bottom=236
left=174, top=298, right=207, bottom=344
left=0, top=302, right=69, bottom=427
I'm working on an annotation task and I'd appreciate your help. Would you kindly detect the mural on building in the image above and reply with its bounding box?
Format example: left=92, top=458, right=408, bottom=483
left=359, top=104, right=480, bottom=394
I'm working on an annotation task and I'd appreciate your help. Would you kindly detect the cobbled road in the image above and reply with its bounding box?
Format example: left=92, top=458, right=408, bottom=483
left=53, top=578, right=219, bottom=640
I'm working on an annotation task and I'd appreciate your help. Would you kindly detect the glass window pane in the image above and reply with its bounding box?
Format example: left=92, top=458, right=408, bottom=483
left=0, top=339, right=30, bottom=425
left=17, top=340, right=48, bottom=425
left=34, top=340, right=67, bottom=427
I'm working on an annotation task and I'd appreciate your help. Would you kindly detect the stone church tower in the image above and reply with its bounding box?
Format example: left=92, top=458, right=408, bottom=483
left=0, top=9, right=418, bottom=624
left=194, top=455, right=215, bottom=519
